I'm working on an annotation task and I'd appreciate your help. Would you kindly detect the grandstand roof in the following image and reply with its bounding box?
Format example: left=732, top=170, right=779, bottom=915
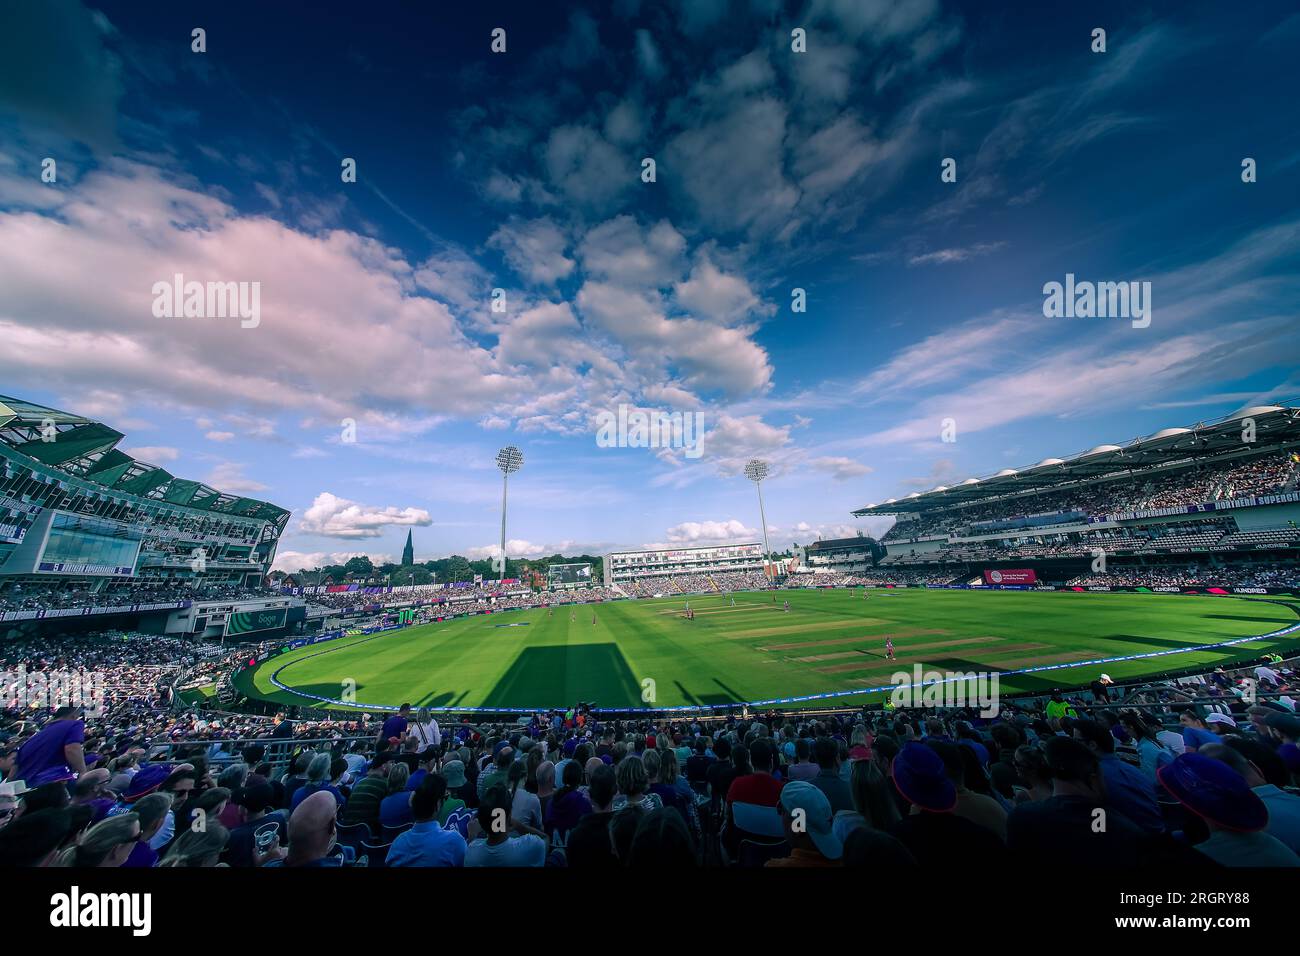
left=0, top=394, right=289, bottom=523
left=806, top=535, right=875, bottom=552
left=853, top=403, right=1300, bottom=515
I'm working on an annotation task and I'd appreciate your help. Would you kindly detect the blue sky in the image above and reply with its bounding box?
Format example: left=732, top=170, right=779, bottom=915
left=0, top=0, right=1297, bottom=572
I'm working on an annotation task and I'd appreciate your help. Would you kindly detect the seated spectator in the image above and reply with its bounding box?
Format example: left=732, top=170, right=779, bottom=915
left=842, top=826, right=917, bottom=867
left=291, top=753, right=344, bottom=813
left=546, top=759, right=592, bottom=848
left=1202, top=742, right=1300, bottom=854
left=273, top=791, right=342, bottom=867
left=565, top=765, right=618, bottom=868
left=387, top=774, right=466, bottom=867
left=1180, top=711, right=1222, bottom=751
left=833, top=755, right=901, bottom=843
left=685, top=738, right=714, bottom=785
left=464, top=785, right=546, bottom=867
left=223, top=780, right=288, bottom=868
left=1007, top=738, right=1152, bottom=867
left=612, top=755, right=663, bottom=813
left=436, top=761, right=474, bottom=836
left=121, top=793, right=173, bottom=868
left=0, top=808, right=74, bottom=867
left=341, top=753, right=393, bottom=830
left=507, top=760, right=542, bottom=831
left=1159, top=753, right=1300, bottom=866
left=810, top=737, right=853, bottom=814
left=159, top=823, right=229, bottom=867
left=787, top=738, right=819, bottom=781
left=766, top=781, right=841, bottom=867
left=889, top=743, right=1006, bottom=867
left=626, top=807, right=696, bottom=867
left=1071, top=719, right=1163, bottom=833
left=379, top=762, right=415, bottom=829
left=55, top=812, right=140, bottom=867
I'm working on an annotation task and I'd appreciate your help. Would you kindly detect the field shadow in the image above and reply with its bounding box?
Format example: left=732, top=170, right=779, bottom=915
left=485, top=643, right=642, bottom=708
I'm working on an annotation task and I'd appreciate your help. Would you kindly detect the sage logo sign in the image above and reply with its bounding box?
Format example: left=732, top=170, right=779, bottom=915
left=50, top=887, right=151, bottom=936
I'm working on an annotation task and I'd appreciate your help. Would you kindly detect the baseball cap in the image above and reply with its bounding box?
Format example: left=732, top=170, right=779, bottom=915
left=778, top=780, right=842, bottom=860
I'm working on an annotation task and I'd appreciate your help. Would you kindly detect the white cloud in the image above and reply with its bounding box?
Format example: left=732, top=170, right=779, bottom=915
left=118, top=445, right=178, bottom=462
left=298, top=492, right=432, bottom=539
left=272, top=549, right=397, bottom=573
left=487, top=216, right=574, bottom=285
left=204, top=461, right=268, bottom=494
left=647, top=518, right=758, bottom=548
left=809, top=456, right=873, bottom=481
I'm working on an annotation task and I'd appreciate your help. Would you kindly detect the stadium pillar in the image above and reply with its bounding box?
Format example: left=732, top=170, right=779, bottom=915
left=499, top=470, right=509, bottom=583
left=495, top=446, right=523, bottom=583
left=745, top=459, right=773, bottom=585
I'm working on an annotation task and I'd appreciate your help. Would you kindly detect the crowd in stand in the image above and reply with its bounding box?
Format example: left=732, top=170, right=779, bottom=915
left=0, top=581, right=278, bottom=614
left=880, top=451, right=1297, bottom=544
left=617, top=571, right=772, bottom=597
left=1066, top=563, right=1300, bottom=588
left=3, top=651, right=1298, bottom=869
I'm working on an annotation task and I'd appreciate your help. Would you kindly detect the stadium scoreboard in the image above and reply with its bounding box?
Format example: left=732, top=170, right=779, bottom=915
left=547, top=562, right=593, bottom=588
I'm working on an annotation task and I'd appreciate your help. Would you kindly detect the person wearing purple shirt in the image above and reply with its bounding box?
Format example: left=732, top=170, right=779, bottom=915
left=545, top=761, right=592, bottom=845
left=15, top=707, right=86, bottom=786
left=381, top=703, right=411, bottom=742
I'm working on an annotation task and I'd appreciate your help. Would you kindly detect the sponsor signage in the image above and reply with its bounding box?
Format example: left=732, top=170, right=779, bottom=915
left=983, top=568, right=1038, bottom=585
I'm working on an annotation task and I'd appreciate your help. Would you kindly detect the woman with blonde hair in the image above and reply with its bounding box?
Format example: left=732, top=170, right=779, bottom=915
left=160, top=822, right=229, bottom=867
left=56, top=813, right=141, bottom=867
left=379, top=761, right=413, bottom=829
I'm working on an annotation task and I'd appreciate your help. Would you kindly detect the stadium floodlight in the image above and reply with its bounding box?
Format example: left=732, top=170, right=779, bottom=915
left=496, top=446, right=524, bottom=581
left=744, top=459, right=774, bottom=583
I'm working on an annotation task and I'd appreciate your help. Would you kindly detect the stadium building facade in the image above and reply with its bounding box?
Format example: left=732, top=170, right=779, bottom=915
left=854, top=405, right=1300, bottom=589
left=603, top=542, right=765, bottom=585
left=796, top=535, right=884, bottom=576
left=0, top=395, right=296, bottom=639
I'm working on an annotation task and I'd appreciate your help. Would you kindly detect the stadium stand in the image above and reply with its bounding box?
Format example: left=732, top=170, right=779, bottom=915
left=3, top=400, right=1300, bottom=870
left=3, top=626, right=1298, bottom=869
left=858, top=406, right=1300, bottom=589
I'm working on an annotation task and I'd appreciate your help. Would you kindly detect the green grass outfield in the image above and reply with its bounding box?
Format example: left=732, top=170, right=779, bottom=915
left=232, top=589, right=1300, bottom=712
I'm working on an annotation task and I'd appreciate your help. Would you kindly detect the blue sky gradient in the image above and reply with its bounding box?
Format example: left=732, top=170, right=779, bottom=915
left=0, top=0, right=1297, bottom=571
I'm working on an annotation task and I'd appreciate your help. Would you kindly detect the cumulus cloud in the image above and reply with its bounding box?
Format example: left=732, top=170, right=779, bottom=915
left=272, top=549, right=396, bottom=573
left=809, top=456, right=873, bottom=481
left=486, top=217, right=574, bottom=285
left=204, top=461, right=269, bottom=494
left=118, top=445, right=178, bottom=462
left=298, top=492, right=432, bottom=539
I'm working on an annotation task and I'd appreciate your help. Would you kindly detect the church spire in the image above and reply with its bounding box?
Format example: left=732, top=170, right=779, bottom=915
left=402, top=528, right=414, bottom=566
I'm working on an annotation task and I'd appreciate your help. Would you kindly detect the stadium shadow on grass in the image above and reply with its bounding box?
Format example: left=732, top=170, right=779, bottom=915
left=485, top=643, right=643, bottom=708
left=1201, top=613, right=1297, bottom=625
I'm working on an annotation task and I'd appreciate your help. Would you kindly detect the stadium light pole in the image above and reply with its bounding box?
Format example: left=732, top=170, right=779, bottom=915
left=745, top=459, right=774, bottom=584
left=496, top=446, right=523, bottom=582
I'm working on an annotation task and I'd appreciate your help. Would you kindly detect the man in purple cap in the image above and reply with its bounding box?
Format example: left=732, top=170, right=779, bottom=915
left=888, top=742, right=1004, bottom=867
left=14, top=706, right=85, bottom=786
left=1159, top=753, right=1299, bottom=866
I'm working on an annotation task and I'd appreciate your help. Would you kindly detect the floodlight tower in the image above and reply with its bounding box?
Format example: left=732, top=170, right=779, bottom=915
left=496, top=446, right=523, bottom=581
left=745, top=459, right=774, bottom=583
